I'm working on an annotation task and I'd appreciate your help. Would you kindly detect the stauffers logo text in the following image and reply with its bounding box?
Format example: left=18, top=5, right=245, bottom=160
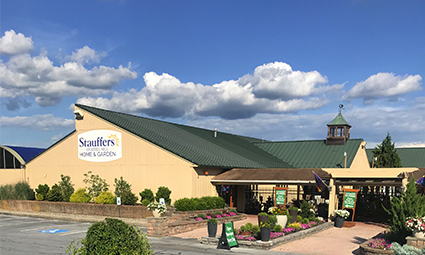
left=78, top=130, right=122, bottom=162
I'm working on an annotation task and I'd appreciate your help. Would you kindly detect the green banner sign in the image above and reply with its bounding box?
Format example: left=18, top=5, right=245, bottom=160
left=225, top=222, right=238, bottom=247
left=343, top=191, right=357, bottom=209
left=275, top=189, right=286, bottom=205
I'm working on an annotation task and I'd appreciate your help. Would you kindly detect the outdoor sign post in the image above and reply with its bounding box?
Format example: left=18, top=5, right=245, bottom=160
left=217, top=222, right=238, bottom=250
left=342, top=188, right=359, bottom=224
left=273, top=187, right=288, bottom=207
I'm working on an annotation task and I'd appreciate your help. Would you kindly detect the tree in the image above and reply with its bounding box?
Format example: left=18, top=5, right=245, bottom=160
left=83, top=171, right=109, bottom=200
left=372, top=133, right=402, bottom=168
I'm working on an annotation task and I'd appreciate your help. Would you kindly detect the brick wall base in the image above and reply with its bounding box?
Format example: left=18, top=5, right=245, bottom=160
left=406, top=236, right=425, bottom=251
left=0, top=200, right=151, bottom=218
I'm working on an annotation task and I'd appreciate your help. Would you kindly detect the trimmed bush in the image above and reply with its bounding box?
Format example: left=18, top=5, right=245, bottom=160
left=46, top=184, right=63, bottom=202
left=302, top=218, right=309, bottom=224
left=14, top=182, right=35, bottom=200
left=70, top=188, right=91, bottom=203
left=35, top=184, right=49, bottom=199
left=174, top=196, right=226, bottom=211
left=252, top=225, right=261, bottom=236
left=94, top=191, right=115, bottom=204
left=139, top=189, right=154, bottom=203
left=155, top=186, right=172, bottom=205
left=197, top=213, right=206, bottom=219
left=141, top=199, right=151, bottom=206
left=67, top=218, right=153, bottom=254
left=120, top=191, right=138, bottom=205
left=274, top=224, right=283, bottom=232
left=36, top=193, right=44, bottom=201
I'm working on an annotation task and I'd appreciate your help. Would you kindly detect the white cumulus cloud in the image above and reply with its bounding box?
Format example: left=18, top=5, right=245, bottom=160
left=0, top=114, right=74, bottom=131
left=0, top=30, right=34, bottom=56
left=344, top=73, right=422, bottom=101
left=0, top=31, right=137, bottom=109
left=77, top=62, right=339, bottom=119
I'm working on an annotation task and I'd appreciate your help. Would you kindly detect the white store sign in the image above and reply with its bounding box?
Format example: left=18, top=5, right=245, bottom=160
left=78, top=130, right=122, bottom=162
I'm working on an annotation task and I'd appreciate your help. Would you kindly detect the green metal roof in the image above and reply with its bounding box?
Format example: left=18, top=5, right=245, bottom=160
left=75, top=104, right=293, bottom=169
left=327, top=112, right=351, bottom=127
left=366, top=148, right=425, bottom=168
left=253, top=139, right=363, bottom=168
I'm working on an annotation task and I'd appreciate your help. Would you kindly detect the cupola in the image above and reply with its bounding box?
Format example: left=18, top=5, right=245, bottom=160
left=326, top=105, right=351, bottom=145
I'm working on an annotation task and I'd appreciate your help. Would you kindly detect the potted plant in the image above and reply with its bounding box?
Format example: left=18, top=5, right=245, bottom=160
left=258, top=212, right=269, bottom=226
left=240, top=223, right=253, bottom=236
left=147, top=201, right=167, bottom=218
left=288, top=206, right=299, bottom=223
left=207, top=218, right=217, bottom=237
left=405, top=216, right=425, bottom=238
left=259, top=221, right=271, bottom=241
left=268, top=206, right=288, bottom=228
left=333, top=209, right=349, bottom=228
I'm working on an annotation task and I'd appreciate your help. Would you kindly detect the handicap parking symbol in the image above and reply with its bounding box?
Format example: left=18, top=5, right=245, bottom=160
left=38, top=229, right=70, bottom=234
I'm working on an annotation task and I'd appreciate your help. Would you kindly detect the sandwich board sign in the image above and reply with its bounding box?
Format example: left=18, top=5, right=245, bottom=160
left=342, top=188, right=359, bottom=222
left=217, top=222, right=238, bottom=250
left=274, top=187, right=288, bottom=206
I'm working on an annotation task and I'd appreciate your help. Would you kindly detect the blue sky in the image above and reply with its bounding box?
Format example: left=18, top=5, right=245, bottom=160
left=1, top=0, right=424, bottom=149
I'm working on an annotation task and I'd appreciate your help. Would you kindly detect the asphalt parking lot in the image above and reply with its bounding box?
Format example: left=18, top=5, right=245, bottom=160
left=0, top=214, right=295, bottom=255
left=0, top=214, right=92, bottom=254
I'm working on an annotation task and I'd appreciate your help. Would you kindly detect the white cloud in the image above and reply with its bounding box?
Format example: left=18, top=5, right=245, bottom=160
left=66, top=46, right=107, bottom=65
left=0, top=30, right=34, bottom=56
left=344, top=73, right=422, bottom=101
left=77, top=62, right=340, bottom=119
left=0, top=114, right=74, bottom=131
left=0, top=31, right=137, bottom=109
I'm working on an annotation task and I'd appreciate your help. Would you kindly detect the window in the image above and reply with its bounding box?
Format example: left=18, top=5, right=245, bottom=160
left=337, top=127, right=344, bottom=137
left=329, top=127, right=336, bottom=137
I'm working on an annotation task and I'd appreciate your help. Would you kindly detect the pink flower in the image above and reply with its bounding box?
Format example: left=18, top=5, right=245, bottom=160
left=216, top=215, right=222, bottom=218
left=229, top=212, right=236, bottom=216
left=195, top=217, right=203, bottom=221
left=222, top=213, right=229, bottom=217
left=206, top=215, right=212, bottom=219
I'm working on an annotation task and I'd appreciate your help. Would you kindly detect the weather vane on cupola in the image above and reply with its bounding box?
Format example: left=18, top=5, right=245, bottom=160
left=338, top=104, right=344, bottom=113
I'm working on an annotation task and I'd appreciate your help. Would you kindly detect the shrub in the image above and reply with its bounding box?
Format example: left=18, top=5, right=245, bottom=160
left=155, top=186, right=172, bottom=205
left=0, top=184, right=14, bottom=199
left=245, top=223, right=254, bottom=232
left=302, top=218, right=309, bottom=224
left=94, top=191, right=115, bottom=204
left=83, top=171, right=109, bottom=200
left=229, top=208, right=237, bottom=213
left=121, top=191, right=138, bottom=205
left=197, top=213, right=206, bottom=219
left=14, top=182, right=35, bottom=200
left=141, top=199, right=151, bottom=206
left=267, top=215, right=277, bottom=229
left=35, top=184, right=50, bottom=198
left=207, top=218, right=217, bottom=224
left=46, top=184, right=63, bottom=202
left=36, top=193, right=44, bottom=201
left=58, top=175, right=74, bottom=202
left=390, top=242, right=425, bottom=255
left=251, top=225, right=261, bottom=236
left=114, top=176, right=132, bottom=198
left=67, top=218, right=153, bottom=254
left=139, top=189, right=154, bottom=203
left=173, top=196, right=225, bottom=211
left=297, top=215, right=302, bottom=222
left=274, top=224, right=283, bottom=232
left=299, top=200, right=315, bottom=219
left=70, top=188, right=91, bottom=203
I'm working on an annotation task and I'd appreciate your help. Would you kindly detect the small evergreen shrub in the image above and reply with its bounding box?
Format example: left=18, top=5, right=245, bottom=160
left=274, top=224, right=283, bottom=232
left=244, top=223, right=254, bottom=232
left=14, top=182, right=35, bottom=200
left=229, top=208, right=237, bottom=213
left=296, top=215, right=302, bottom=222
left=67, top=218, right=153, bottom=254
left=139, top=189, right=154, bottom=203
left=35, top=184, right=50, bottom=198
left=267, top=215, right=277, bottom=229
left=114, top=177, right=132, bottom=198
left=70, top=188, right=91, bottom=203
left=46, top=184, right=63, bottom=202
left=36, top=193, right=44, bottom=201
left=141, top=199, right=151, bottom=206
left=155, top=186, right=172, bottom=205
left=121, top=191, right=138, bottom=205
left=58, top=175, right=74, bottom=202
left=197, top=213, right=206, bottom=219
left=299, top=200, right=315, bottom=219
left=251, top=225, right=261, bottom=236
left=94, top=191, right=115, bottom=204
left=302, top=218, right=309, bottom=224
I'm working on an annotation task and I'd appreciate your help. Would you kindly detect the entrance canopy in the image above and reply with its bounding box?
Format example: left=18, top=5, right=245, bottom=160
left=211, top=168, right=330, bottom=185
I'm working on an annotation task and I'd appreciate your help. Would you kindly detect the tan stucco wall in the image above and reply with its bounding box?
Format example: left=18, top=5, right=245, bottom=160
left=26, top=106, right=219, bottom=203
left=0, top=169, right=26, bottom=185
left=349, top=141, right=370, bottom=170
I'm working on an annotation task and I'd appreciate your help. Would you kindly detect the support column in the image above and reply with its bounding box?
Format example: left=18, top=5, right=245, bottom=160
left=236, top=185, right=245, bottom=212
left=328, top=178, right=337, bottom=220
left=297, top=185, right=300, bottom=201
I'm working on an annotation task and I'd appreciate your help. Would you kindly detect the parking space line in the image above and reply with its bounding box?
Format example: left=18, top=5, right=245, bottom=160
left=59, top=230, right=87, bottom=236
left=20, top=222, right=91, bottom=232
left=0, top=220, right=52, bottom=227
